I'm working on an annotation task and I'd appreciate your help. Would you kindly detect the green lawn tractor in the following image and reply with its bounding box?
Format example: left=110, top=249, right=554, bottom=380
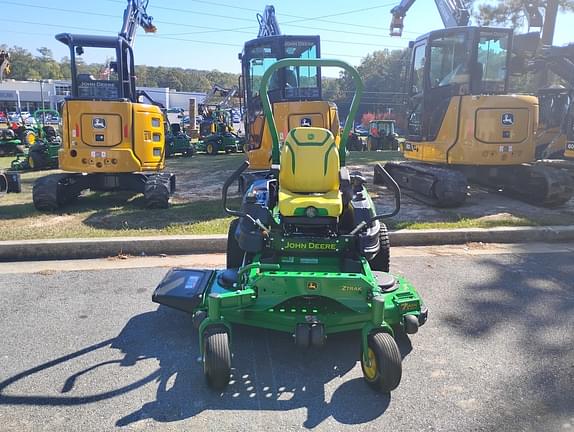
left=367, top=119, right=399, bottom=151
left=152, top=59, right=427, bottom=392
left=196, top=111, right=245, bottom=155
left=0, top=127, right=25, bottom=156
left=165, top=121, right=195, bottom=158
left=10, top=109, right=62, bottom=171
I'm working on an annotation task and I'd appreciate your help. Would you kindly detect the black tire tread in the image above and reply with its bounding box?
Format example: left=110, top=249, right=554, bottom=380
left=144, top=174, right=170, bottom=209
left=362, top=332, right=402, bottom=392
left=32, top=174, right=65, bottom=211
left=369, top=223, right=390, bottom=273
left=204, top=330, right=231, bottom=390
left=226, top=218, right=243, bottom=268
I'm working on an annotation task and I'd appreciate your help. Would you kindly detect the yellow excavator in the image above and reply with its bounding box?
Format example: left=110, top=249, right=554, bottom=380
left=383, top=0, right=573, bottom=207
left=239, top=6, right=340, bottom=185
left=32, top=0, right=175, bottom=211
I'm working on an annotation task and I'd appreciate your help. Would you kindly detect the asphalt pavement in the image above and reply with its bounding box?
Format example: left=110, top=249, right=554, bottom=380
left=0, top=244, right=573, bottom=431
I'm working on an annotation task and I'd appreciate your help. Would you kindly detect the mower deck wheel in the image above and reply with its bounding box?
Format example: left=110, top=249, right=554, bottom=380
left=361, top=332, right=402, bottom=393
left=203, top=329, right=231, bottom=390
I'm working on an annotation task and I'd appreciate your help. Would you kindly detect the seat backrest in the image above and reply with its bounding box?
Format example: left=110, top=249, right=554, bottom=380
left=279, top=127, right=339, bottom=193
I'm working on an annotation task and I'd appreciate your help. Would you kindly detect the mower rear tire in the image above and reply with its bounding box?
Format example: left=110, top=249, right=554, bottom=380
left=203, top=330, right=231, bottom=390
left=206, top=141, right=219, bottom=155
left=369, top=223, right=390, bottom=273
left=28, top=149, right=50, bottom=170
left=226, top=218, right=243, bottom=268
left=361, top=332, right=402, bottom=393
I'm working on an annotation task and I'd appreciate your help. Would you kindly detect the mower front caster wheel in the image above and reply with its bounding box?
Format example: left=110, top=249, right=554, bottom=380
left=361, top=332, right=402, bottom=393
left=203, top=330, right=231, bottom=390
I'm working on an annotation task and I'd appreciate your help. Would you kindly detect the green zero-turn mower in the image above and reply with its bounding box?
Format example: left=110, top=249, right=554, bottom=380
left=152, top=58, right=428, bottom=392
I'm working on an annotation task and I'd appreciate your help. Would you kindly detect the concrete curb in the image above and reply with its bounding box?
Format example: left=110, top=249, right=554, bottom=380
left=1, top=226, right=573, bottom=262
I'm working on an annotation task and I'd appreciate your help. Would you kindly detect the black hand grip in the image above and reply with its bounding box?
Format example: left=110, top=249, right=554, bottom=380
left=373, top=163, right=401, bottom=219
left=349, top=164, right=401, bottom=235
left=222, top=160, right=250, bottom=217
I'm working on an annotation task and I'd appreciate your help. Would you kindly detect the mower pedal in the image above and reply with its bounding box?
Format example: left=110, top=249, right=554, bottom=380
left=152, top=268, right=214, bottom=313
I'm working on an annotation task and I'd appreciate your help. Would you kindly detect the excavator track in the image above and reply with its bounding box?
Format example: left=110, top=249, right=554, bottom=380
left=464, top=164, right=574, bottom=208
left=537, top=159, right=574, bottom=182
left=32, top=173, right=81, bottom=211
left=379, top=161, right=468, bottom=207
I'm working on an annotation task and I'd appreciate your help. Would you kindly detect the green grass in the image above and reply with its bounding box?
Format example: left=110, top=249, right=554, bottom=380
left=389, top=216, right=540, bottom=231
left=1, top=153, right=572, bottom=241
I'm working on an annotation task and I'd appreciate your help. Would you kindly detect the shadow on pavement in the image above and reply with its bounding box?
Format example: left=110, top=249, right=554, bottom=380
left=0, top=304, right=413, bottom=428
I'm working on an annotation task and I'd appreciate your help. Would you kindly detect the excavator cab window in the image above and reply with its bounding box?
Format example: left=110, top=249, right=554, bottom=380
left=429, top=32, right=469, bottom=89
left=477, top=31, right=510, bottom=94
left=407, top=27, right=512, bottom=141
left=58, top=34, right=137, bottom=102
left=242, top=35, right=321, bottom=111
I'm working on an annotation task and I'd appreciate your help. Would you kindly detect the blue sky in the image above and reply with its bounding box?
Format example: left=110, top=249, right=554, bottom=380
left=3, top=0, right=574, bottom=77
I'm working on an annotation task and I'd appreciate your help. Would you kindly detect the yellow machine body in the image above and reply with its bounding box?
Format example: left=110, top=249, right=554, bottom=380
left=566, top=141, right=574, bottom=159
left=59, top=100, right=166, bottom=173
left=247, top=100, right=340, bottom=170
left=402, top=94, right=539, bottom=166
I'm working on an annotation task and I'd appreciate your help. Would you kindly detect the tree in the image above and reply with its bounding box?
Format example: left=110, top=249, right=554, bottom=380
left=473, top=0, right=574, bottom=29
left=335, top=49, right=409, bottom=122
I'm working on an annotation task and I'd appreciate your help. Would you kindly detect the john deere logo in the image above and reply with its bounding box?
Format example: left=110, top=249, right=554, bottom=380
left=307, top=282, right=318, bottom=291
left=501, top=113, right=514, bottom=126
left=300, top=117, right=312, bottom=127
left=92, top=117, right=106, bottom=129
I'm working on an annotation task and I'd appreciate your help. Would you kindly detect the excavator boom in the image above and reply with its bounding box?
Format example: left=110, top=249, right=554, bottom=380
left=390, top=0, right=468, bottom=36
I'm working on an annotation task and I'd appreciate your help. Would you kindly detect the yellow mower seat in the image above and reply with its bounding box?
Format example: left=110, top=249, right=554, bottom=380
left=278, top=127, right=342, bottom=217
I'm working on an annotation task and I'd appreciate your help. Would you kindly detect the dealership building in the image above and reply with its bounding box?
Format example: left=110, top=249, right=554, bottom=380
left=0, top=79, right=206, bottom=113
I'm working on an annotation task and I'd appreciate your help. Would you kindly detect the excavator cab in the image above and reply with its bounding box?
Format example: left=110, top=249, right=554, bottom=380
left=240, top=35, right=341, bottom=170
left=406, top=27, right=530, bottom=151
left=403, top=27, right=538, bottom=166
left=384, top=26, right=573, bottom=207
left=32, top=30, right=174, bottom=211
left=56, top=33, right=165, bottom=173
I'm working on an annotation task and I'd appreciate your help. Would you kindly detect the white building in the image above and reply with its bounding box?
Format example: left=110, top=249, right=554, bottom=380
left=0, top=79, right=206, bottom=113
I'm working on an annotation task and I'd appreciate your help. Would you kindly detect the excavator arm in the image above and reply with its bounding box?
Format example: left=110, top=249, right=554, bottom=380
left=257, top=5, right=281, bottom=37
left=119, top=0, right=156, bottom=45
left=390, top=0, right=469, bottom=36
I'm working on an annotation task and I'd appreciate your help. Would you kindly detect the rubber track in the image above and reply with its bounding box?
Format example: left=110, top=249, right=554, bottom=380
left=144, top=173, right=171, bottom=209
left=383, top=161, right=468, bottom=208
left=469, top=163, right=574, bottom=207
left=32, top=173, right=68, bottom=211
